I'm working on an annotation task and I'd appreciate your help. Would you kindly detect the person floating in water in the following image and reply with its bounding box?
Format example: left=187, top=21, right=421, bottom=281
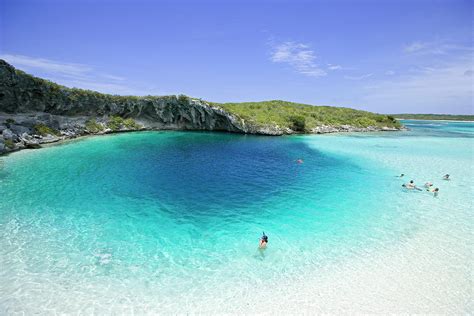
left=259, top=232, right=268, bottom=249
left=296, top=159, right=304, bottom=164
left=427, top=186, right=439, bottom=197
left=403, top=180, right=421, bottom=191
left=424, top=182, right=433, bottom=189
left=443, top=174, right=450, bottom=180
left=397, top=173, right=405, bottom=178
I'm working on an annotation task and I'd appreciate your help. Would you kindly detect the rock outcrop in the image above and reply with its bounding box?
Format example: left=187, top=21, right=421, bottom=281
left=0, top=60, right=403, bottom=155
left=0, top=60, right=248, bottom=131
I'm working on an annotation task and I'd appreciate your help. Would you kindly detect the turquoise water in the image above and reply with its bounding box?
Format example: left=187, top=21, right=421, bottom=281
left=0, top=121, right=472, bottom=313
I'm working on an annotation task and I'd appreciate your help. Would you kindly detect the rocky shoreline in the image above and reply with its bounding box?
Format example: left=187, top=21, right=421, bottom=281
left=0, top=111, right=402, bottom=155
left=0, top=59, right=404, bottom=156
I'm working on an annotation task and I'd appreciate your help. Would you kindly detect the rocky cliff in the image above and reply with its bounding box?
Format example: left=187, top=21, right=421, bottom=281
left=0, top=60, right=402, bottom=155
left=0, top=60, right=251, bottom=130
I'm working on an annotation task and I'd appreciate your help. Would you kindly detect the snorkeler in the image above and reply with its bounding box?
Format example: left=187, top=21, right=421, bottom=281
left=259, top=232, right=268, bottom=249
left=443, top=174, right=450, bottom=180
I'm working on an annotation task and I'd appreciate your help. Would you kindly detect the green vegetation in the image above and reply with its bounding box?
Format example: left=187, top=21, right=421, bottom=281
left=213, top=100, right=401, bottom=132
left=5, top=118, right=15, bottom=125
left=107, top=116, right=124, bottom=131
left=4, top=139, right=15, bottom=149
left=178, top=94, right=190, bottom=103
left=107, top=116, right=141, bottom=131
left=123, top=118, right=141, bottom=129
left=34, top=124, right=60, bottom=136
left=13, top=67, right=175, bottom=106
left=85, top=119, right=104, bottom=133
left=7, top=63, right=403, bottom=133
left=393, top=114, right=474, bottom=121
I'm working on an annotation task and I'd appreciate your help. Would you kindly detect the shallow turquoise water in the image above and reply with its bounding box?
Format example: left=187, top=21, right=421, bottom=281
left=0, top=120, right=472, bottom=313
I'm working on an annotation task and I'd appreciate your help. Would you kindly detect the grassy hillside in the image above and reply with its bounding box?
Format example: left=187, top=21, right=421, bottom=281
left=2, top=60, right=402, bottom=133
left=393, top=114, right=474, bottom=121
left=213, top=100, right=401, bottom=132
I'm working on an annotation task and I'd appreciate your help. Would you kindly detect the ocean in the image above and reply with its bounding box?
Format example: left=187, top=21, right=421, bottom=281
left=0, top=120, right=472, bottom=313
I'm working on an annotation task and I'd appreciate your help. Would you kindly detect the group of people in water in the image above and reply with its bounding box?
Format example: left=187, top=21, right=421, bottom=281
left=259, top=165, right=450, bottom=249
left=400, top=173, right=450, bottom=197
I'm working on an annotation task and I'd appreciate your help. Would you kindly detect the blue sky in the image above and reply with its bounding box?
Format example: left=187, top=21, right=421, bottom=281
left=1, top=0, right=472, bottom=114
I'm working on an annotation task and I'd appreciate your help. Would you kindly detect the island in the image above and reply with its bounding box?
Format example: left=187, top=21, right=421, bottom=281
left=393, top=114, right=474, bottom=121
left=0, top=59, right=402, bottom=155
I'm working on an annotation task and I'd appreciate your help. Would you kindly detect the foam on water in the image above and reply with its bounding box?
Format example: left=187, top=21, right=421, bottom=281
left=0, top=121, right=472, bottom=313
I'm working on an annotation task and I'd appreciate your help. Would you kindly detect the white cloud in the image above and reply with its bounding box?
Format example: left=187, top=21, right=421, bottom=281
left=101, top=74, right=126, bottom=81
left=403, top=41, right=428, bottom=53
left=344, top=73, right=373, bottom=80
left=385, top=70, right=395, bottom=75
left=403, top=40, right=472, bottom=55
left=0, top=54, right=92, bottom=78
left=0, top=54, right=159, bottom=95
left=363, top=56, right=473, bottom=114
left=327, top=64, right=342, bottom=70
left=270, top=41, right=327, bottom=77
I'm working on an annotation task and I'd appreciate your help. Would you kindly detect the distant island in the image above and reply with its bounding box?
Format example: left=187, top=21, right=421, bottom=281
left=393, top=114, right=474, bottom=121
left=0, top=59, right=402, bottom=155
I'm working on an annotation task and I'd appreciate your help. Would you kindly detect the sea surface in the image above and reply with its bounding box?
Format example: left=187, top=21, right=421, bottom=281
left=0, top=120, right=472, bottom=314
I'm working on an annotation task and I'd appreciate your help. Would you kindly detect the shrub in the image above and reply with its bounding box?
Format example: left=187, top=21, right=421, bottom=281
left=214, top=100, right=402, bottom=130
left=6, top=118, right=15, bottom=125
left=4, top=139, right=14, bottom=149
left=34, top=124, right=59, bottom=136
left=178, top=94, right=190, bottom=103
left=289, top=115, right=306, bottom=132
left=106, top=116, right=141, bottom=131
left=85, top=118, right=104, bottom=133
left=355, top=117, right=376, bottom=127
left=107, top=116, right=124, bottom=131
left=123, top=118, right=141, bottom=129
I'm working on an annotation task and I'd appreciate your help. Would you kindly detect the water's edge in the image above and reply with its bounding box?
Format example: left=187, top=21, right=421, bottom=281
left=0, top=116, right=403, bottom=157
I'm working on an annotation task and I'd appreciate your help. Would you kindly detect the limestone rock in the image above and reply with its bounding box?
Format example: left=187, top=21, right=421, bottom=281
left=10, top=124, right=32, bottom=135
left=2, top=128, right=15, bottom=140
left=19, top=133, right=41, bottom=148
left=0, top=59, right=403, bottom=156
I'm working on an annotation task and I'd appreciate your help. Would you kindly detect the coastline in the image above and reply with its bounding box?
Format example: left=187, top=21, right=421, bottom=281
left=0, top=124, right=404, bottom=157
left=0, top=111, right=404, bottom=156
left=397, top=118, right=474, bottom=122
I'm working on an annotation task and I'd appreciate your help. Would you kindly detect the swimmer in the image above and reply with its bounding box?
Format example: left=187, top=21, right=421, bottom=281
left=406, top=180, right=416, bottom=189
left=397, top=173, right=405, bottom=178
left=433, top=188, right=439, bottom=197
left=424, top=182, right=433, bottom=189
left=403, top=180, right=422, bottom=191
left=296, top=159, right=304, bottom=164
left=443, top=174, right=450, bottom=180
left=259, top=232, right=268, bottom=249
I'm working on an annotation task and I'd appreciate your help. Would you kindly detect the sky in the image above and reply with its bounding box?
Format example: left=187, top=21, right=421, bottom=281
left=0, top=0, right=472, bottom=114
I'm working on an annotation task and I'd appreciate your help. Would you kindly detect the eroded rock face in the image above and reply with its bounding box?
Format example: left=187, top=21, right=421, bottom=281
left=0, top=59, right=262, bottom=154
left=0, top=59, right=402, bottom=155
left=0, top=59, right=247, bottom=134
